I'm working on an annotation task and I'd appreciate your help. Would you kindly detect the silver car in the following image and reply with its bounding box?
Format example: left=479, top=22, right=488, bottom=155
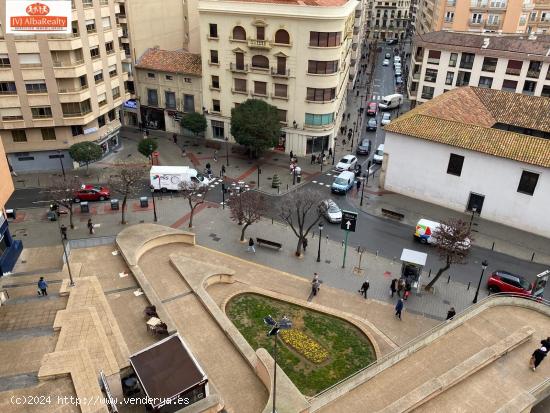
left=319, top=199, right=342, bottom=223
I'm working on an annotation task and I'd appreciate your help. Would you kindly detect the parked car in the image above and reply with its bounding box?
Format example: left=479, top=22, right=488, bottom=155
left=73, top=185, right=111, bottom=202
left=356, top=139, right=372, bottom=156
left=367, top=102, right=378, bottom=116
left=366, top=118, right=377, bottom=131
left=319, top=199, right=342, bottom=223
left=394, top=68, right=402, bottom=77
left=395, top=76, right=403, bottom=85
left=487, top=271, right=533, bottom=295
left=394, top=62, right=402, bottom=70
left=385, top=52, right=391, bottom=59
left=394, top=56, right=401, bottom=64
left=331, top=171, right=356, bottom=194
left=381, top=112, right=391, bottom=126
left=387, top=39, right=398, bottom=45
left=335, top=154, right=357, bottom=172
left=373, top=144, right=384, bottom=164
left=382, top=59, right=390, bottom=66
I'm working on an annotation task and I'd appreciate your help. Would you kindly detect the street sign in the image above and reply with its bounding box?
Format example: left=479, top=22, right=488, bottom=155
left=341, top=210, right=358, bottom=232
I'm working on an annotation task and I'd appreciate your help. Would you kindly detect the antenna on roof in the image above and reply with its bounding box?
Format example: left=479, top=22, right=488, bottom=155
left=481, top=38, right=490, bottom=49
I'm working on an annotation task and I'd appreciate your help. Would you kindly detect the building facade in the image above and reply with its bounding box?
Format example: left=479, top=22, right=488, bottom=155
left=0, top=0, right=130, bottom=172
left=527, top=0, right=550, bottom=34
left=198, top=0, right=366, bottom=156
left=367, top=0, right=412, bottom=40
left=415, top=0, right=534, bottom=35
left=135, top=48, right=202, bottom=134
left=407, top=31, right=550, bottom=105
left=382, top=87, right=550, bottom=237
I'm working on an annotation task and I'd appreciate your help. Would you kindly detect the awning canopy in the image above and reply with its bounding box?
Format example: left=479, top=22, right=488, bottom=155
left=400, top=249, right=428, bottom=267
left=129, top=333, right=207, bottom=408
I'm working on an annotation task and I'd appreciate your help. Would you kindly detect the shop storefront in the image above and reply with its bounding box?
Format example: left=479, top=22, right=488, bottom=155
left=0, top=212, right=23, bottom=275
left=97, top=130, right=120, bottom=156
left=122, top=99, right=139, bottom=127
left=141, top=106, right=166, bottom=131
left=306, top=135, right=330, bottom=154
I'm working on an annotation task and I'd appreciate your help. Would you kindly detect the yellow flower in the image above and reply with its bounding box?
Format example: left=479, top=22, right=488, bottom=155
left=280, top=329, right=329, bottom=363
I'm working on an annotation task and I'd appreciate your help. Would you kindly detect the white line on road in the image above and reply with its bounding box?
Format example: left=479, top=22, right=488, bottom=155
left=31, top=200, right=52, bottom=204
left=312, top=180, right=317, bottom=183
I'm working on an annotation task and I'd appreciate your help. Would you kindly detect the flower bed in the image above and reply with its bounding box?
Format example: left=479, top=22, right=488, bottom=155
left=280, top=329, right=329, bottom=364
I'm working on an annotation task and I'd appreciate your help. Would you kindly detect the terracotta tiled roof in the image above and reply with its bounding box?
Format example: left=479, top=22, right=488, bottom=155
left=385, top=87, right=550, bottom=168
left=135, top=48, right=201, bottom=76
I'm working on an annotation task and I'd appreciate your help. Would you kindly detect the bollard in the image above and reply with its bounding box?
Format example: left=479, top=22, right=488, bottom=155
left=428, top=269, right=432, bottom=278
left=491, top=242, right=495, bottom=251
left=326, top=235, right=329, bottom=243
left=376, top=250, right=379, bottom=257
left=278, top=186, right=280, bottom=194
left=531, top=252, right=535, bottom=262
left=447, top=275, right=451, bottom=284
left=467, top=282, right=471, bottom=290
left=342, top=240, right=344, bottom=247
left=271, top=217, right=273, bottom=224
left=287, top=184, right=289, bottom=190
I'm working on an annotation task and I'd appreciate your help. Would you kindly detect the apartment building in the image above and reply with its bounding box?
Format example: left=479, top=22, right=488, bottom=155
left=527, top=0, right=550, bottom=34
left=0, top=0, right=130, bottom=172
left=415, top=0, right=534, bottom=35
left=407, top=31, right=550, bottom=105
left=135, top=48, right=202, bottom=134
left=367, top=0, right=412, bottom=40
left=198, top=0, right=366, bottom=156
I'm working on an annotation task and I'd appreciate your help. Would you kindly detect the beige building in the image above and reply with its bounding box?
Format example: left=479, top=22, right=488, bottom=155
left=198, top=0, right=366, bottom=156
left=407, top=31, right=550, bottom=105
left=0, top=139, right=13, bottom=212
left=415, top=0, right=534, bottom=35
left=135, top=48, right=202, bottom=134
left=0, top=0, right=130, bottom=172
left=527, top=0, right=550, bottom=34
left=367, top=0, right=412, bottom=40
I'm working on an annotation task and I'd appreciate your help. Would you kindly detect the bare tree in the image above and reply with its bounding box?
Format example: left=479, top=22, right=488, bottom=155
left=227, top=190, right=266, bottom=241
left=425, top=218, right=472, bottom=291
left=178, top=181, right=208, bottom=228
left=108, top=161, right=147, bottom=224
left=279, top=189, right=323, bottom=256
left=49, top=176, right=83, bottom=229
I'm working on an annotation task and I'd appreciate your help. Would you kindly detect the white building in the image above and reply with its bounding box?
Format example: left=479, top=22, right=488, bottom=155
left=408, top=31, right=550, bottom=106
left=382, top=87, right=550, bottom=237
left=197, top=0, right=366, bottom=156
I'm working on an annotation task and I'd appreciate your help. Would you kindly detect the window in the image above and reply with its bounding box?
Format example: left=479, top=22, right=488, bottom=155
left=445, top=11, right=454, bottom=22
left=235, top=52, right=244, bottom=70
left=308, top=60, right=339, bottom=74
left=71, top=125, right=84, bottom=136
left=90, top=46, right=100, bottom=59
left=527, top=61, right=542, bottom=78
left=41, top=128, right=56, bottom=141
left=427, top=50, right=441, bottom=65
left=304, top=113, right=334, bottom=126
left=517, top=171, right=539, bottom=195
left=234, top=78, right=247, bottom=92
left=421, top=86, right=435, bottom=99
left=256, top=26, right=265, bottom=41
left=487, top=14, right=499, bottom=25
left=211, top=120, right=224, bottom=139
left=184, top=78, right=191, bottom=83
left=459, top=53, right=475, bottom=70
left=62, top=100, right=91, bottom=117
left=0, top=54, right=10, bottom=67
left=232, top=26, right=246, bottom=41
left=109, top=64, right=117, bottom=77
left=147, top=88, right=158, bottom=106
left=481, top=57, right=497, bottom=72
left=210, top=50, right=218, bottom=64
left=471, top=13, right=482, bottom=24
left=502, top=79, right=518, bottom=92
left=102, top=16, right=111, bottom=29
left=112, top=86, right=120, bottom=99
left=445, top=71, right=454, bottom=85
left=277, top=109, right=287, bottom=123
left=12, top=130, right=27, bottom=142
left=94, top=69, right=104, bottom=83
left=31, top=106, right=52, bottom=118
left=309, top=31, right=341, bottom=47
left=211, top=75, right=220, bottom=89
left=147, top=72, right=155, bottom=78
left=478, top=76, right=493, bottom=88
left=446, top=154, right=464, bottom=176
left=166, top=75, right=173, bottom=81
left=449, top=53, right=458, bottom=67
left=165, top=91, right=176, bottom=109
left=19, top=53, right=41, bottom=66
left=506, top=60, right=523, bottom=76
left=251, top=55, right=269, bottom=69
left=209, top=23, right=218, bottom=38
left=0, top=82, right=17, bottom=94
left=98, top=114, right=106, bottom=127
left=25, top=80, right=47, bottom=94
left=212, top=99, right=221, bottom=112
left=541, top=85, right=550, bottom=97
left=523, top=80, right=536, bottom=94
left=183, top=95, right=195, bottom=112
left=456, top=71, right=471, bottom=86
left=306, top=88, right=336, bottom=102
left=275, top=29, right=290, bottom=44
left=86, top=19, right=96, bottom=33
left=0, top=107, right=23, bottom=121
left=424, top=68, right=438, bottom=82
left=254, top=81, right=267, bottom=96
left=274, top=83, right=287, bottom=98
left=98, top=93, right=107, bottom=106
left=108, top=109, right=116, bottom=121
left=105, top=41, right=114, bottom=54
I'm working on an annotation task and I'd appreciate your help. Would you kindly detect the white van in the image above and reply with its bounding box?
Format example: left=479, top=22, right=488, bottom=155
left=379, top=94, right=403, bottom=110
left=373, top=144, right=384, bottom=164
left=331, top=171, right=356, bottom=194
left=150, top=165, right=210, bottom=191
left=414, top=219, right=441, bottom=244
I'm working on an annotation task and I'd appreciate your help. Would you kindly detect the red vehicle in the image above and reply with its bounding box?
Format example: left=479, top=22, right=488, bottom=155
left=73, top=185, right=110, bottom=202
left=367, top=102, right=378, bottom=116
left=487, top=270, right=532, bottom=296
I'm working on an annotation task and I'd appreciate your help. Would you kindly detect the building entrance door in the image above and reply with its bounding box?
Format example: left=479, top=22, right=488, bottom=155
left=467, top=192, right=485, bottom=214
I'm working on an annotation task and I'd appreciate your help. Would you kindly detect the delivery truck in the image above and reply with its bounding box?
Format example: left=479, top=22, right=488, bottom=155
left=150, top=166, right=211, bottom=191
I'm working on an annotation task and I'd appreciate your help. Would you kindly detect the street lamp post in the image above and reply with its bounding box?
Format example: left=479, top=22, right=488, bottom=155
left=221, top=183, right=226, bottom=209
left=257, top=165, right=261, bottom=189
left=225, top=137, right=230, bottom=166
left=360, top=175, right=366, bottom=207
left=150, top=186, right=158, bottom=222
left=264, top=315, right=292, bottom=413
left=316, top=222, right=324, bottom=262
left=57, top=150, right=66, bottom=181
left=473, top=260, right=488, bottom=304
left=148, top=144, right=153, bottom=165
left=56, top=216, right=74, bottom=286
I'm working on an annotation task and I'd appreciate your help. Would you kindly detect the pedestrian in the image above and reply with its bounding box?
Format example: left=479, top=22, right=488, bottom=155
left=328, top=147, right=333, bottom=159
left=390, top=279, right=397, bottom=297
left=311, top=273, right=321, bottom=296
left=247, top=238, right=256, bottom=253
left=446, top=307, right=456, bottom=320
left=311, top=153, right=315, bottom=164
left=181, top=147, right=186, bottom=157
left=290, top=150, right=294, bottom=160
left=530, top=347, right=547, bottom=371
left=397, top=279, right=404, bottom=297
left=60, top=224, right=67, bottom=240
left=359, top=279, right=370, bottom=299
left=347, top=113, right=351, bottom=121
left=541, top=336, right=550, bottom=349
left=395, top=298, right=404, bottom=320
left=356, top=179, right=361, bottom=192
left=403, top=281, right=411, bottom=300
left=145, top=129, right=149, bottom=137
left=221, top=164, right=226, bottom=177
left=172, top=133, right=177, bottom=144
left=214, top=150, right=218, bottom=162
left=38, top=277, right=48, bottom=296
left=87, top=218, right=94, bottom=235
left=302, top=237, right=308, bottom=252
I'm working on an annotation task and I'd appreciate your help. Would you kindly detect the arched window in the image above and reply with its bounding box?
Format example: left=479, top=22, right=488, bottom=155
left=232, top=26, right=246, bottom=41
left=251, top=55, right=269, bottom=69
left=275, top=29, right=290, bottom=44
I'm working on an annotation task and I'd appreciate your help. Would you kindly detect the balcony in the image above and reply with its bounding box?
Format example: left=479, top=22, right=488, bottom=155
left=117, top=15, right=127, bottom=24
left=271, top=67, right=290, bottom=78
left=484, top=21, right=502, bottom=30
left=469, top=19, right=484, bottom=25
left=231, top=88, right=249, bottom=96
left=53, top=60, right=86, bottom=78
left=247, top=39, right=271, bottom=50
left=230, top=63, right=249, bottom=73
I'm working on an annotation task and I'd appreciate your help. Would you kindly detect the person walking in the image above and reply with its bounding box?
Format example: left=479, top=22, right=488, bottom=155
left=247, top=237, right=256, bottom=253
left=530, top=347, right=547, bottom=371
left=390, top=279, right=397, bottom=297
left=356, top=179, right=361, bottom=192
left=359, top=279, right=370, bottom=299
left=38, top=277, right=48, bottom=296
left=172, top=133, right=177, bottom=144
left=541, top=336, right=550, bottom=349
left=302, top=237, right=308, bottom=252
left=311, top=153, right=316, bottom=165
left=213, top=150, right=218, bottom=162
left=87, top=219, right=94, bottom=235
left=397, top=279, right=404, bottom=297
left=446, top=307, right=456, bottom=320
left=328, top=147, right=333, bottom=159
left=289, top=150, right=294, bottom=161
left=311, top=273, right=321, bottom=296
left=60, top=224, right=67, bottom=240
left=221, top=164, right=226, bottom=177
left=395, top=298, right=404, bottom=320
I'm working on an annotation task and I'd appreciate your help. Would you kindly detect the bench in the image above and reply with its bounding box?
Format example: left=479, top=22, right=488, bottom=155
left=257, top=238, right=282, bottom=250
left=381, top=208, right=405, bottom=221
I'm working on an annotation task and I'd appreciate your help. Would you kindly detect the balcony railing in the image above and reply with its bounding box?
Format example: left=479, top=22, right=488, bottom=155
left=247, top=39, right=271, bottom=49
left=505, top=67, right=521, bottom=76
left=63, top=108, right=92, bottom=117
left=58, top=84, right=88, bottom=93
left=230, top=63, right=248, bottom=73
left=1, top=115, right=24, bottom=121
left=469, top=19, right=484, bottom=25
left=526, top=69, right=541, bottom=78
left=270, top=67, right=290, bottom=77
left=53, top=59, right=85, bottom=67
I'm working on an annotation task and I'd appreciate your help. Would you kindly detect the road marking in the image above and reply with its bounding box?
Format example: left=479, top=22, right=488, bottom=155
left=31, top=201, right=52, bottom=204
left=325, top=184, right=331, bottom=187
left=318, top=182, right=325, bottom=186
left=312, top=180, right=318, bottom=184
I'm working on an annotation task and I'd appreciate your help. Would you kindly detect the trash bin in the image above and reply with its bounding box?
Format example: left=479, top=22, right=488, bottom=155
left=110, top=199, right=119, bottom=210
left=140, top=197, right=149, bottom=208
left=47, top=211, right=57, bottom=221
left=297, top=175, right=302, bottom=183
left=6, top=209, right=15, bottom=219
left=80, top=201, right=89, bottom=213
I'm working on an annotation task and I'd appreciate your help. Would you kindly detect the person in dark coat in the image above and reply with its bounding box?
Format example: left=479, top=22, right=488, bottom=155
left=87, top=219, right=94, bottom=235
left=397, top=279, right=405, bottom=297
left=530, top=347, right=547, bottom=371
left=172, top=134, right=177, bottom=144
left=328, top=148, right=333, bottom=159
left=446, top=307, right=456, bottom=320
left=395, top=299, right=404, bottom=320
left=302, top=238, right=308, bottom=252
left=247, top=238, right=256, bottom=253
left=390, top=279, right=397, bottom=297
left=38, top=277, right=48, bottom=296
left=356, top=179, right=361, bottom=192
left=359, top=280, right=370, bottom=299
left=311, top=273, right=321, bottom=296
left=541, top=337, right=550, bottom=350
left=60, top=224, right=67, bottom=240
left=289, top=150, right=294, bottom=160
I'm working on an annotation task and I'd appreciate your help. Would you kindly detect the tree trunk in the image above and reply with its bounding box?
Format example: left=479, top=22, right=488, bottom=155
left=188, top=200, right=196, bottom=228
left=121, top=195, right=127, bottom=225
left=240, top=222, right=250, bottom=242
left=425, top=262, right=451, bottom=290
left=68, top=205, right=74, bottom=229
left=295, top=236, right=303, bottom=256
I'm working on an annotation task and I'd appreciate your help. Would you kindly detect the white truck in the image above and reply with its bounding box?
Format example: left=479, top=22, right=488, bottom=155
left=150, top=166, right=211, bottom=191
left=378, top=94, right=403, bottom=110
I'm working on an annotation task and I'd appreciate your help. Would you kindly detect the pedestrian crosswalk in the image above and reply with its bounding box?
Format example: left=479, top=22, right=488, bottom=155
left=371, top=95, right=384, bottom=101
